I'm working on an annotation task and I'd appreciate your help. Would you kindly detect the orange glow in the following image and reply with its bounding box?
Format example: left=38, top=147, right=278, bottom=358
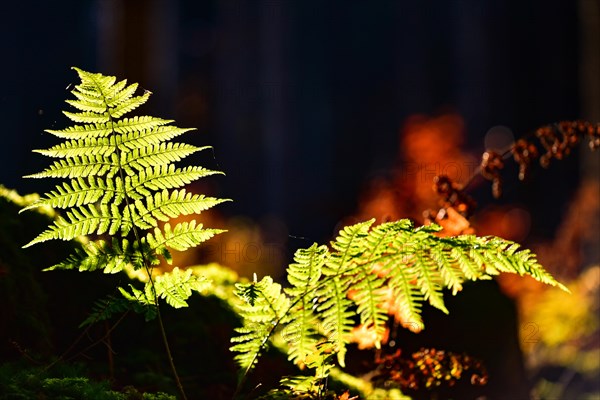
left=356, top=112, right=477, bottom=233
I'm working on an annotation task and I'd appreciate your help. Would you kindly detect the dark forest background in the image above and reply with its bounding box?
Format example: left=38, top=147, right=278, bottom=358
left=0, top=0, right=596, bottom=244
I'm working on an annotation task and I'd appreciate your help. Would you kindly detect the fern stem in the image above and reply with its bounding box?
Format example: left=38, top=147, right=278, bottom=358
left=65, top=310, right=129, bottom=363
left=105, top=320, right=115, bottom=381
left=118, top=149, right=189, bottom=399
left=105, top=95, right=188, bottom=400
left=154, top=297, right=188, bottom=400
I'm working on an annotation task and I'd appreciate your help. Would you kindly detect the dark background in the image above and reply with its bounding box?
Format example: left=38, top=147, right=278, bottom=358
left=0, top=0, right=592, bottom=242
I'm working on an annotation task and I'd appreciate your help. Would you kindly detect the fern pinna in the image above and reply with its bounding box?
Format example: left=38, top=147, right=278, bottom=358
left=22, top=67, right=228, bottom=317
left=231, top=218, right=568, bottom=395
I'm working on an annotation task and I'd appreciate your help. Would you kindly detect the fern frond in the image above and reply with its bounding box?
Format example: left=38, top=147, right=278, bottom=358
left=146, top=221, right=225, bottom=255
left=118, top=284, right=157, bottom=321
left=120, top=126, right=196, bottom=151
left=113, top=116, right=174, bottom=134
left=231, top=276, right=290, bottom=374
left=33, top=137, right=116, bottom=158
left=352, top=221, right=407, bottom=347
left=387, top=259, right=425, bottom=332
left=229, top=217, right=568, bottom=391
left=283, top=244, right=328, bottom=365
left=63, top=110, right=110, bottom=124
left=315, top=279, right=354, bottom=368
left=319, top=220, right=373, bottom=367
left=44, top=238, right=150, bottom=274
left=45, top=117, right=173, bottom=140
left=415, top=249, right=447, bottom=313
left=20, top=177, right=105, bottom=211
left=110, top=93, right=151, bottom=119
left=128, top=189, right=228, bottom=229
left=65, top=98, right=106, bottom=114
left=45, top=124, right=114, bottom=140
left=24, top=154, right=114, bottom=179
left=22, top=68, right=230, bottom=400
left=23, top=204, right=124, bottom=247
left=151, top=267, right=211, bottom=308
left=120, top=143, right=207, bottom=175
left=127, top=165, right=222, bottom=196
left=24, top=67, right=228, bottom=277
left=467, top=236, right=569, bottom=292
left=79, top=294, right=134, bottom=328
left=103, top=79, right=135, bottom=107
left=430, top=246, right=466, bottom=295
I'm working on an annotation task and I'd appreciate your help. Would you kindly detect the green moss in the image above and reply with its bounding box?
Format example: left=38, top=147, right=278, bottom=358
left=0, top=361, right=175, bottom=400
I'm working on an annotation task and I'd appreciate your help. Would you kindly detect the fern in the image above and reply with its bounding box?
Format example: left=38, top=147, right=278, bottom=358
left=231, top=218, right=568, bottom=394
left=230, top=275, right=290, bottom=375
left=282, top=244, right=328, bottom=367
left=22, top=67, right=229, bottom=316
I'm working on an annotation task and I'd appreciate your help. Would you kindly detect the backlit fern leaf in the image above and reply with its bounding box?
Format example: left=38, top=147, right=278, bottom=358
left=79, top=294, right=137, bottom=328
left=120, top=142, right=206, bottom=176
left=113, top=116, right=173, bottom=134
left=44, top=238, right=152, bottom=274
left=319, top=220, right=372, bottom=367
left=127, top=165, right=222, bottom=196
left=45, top=117, right=173, bottom=140
left=230, top=218, right=568, bottom=389
left=25, top=155, right=114, bottom=179
left=104, top=79, right=136, bottom=107
left=120, top=126, right=195, bottom=150
left=118, top=284, right=157, bottom=321
left=151, top=267, right=211, bottom=308
left=126, top=189, right=227, bottom=230
left=110, top=93, right=150, bottom=119
left=231, top=276, right=290, bottom=374
left=283, top=244, right=328, bottom=366
left=20, top=177, right=105, bottom=211
left=22, top=67, right=229, bottom=318
left=34, top=137, right=116, bottom=158
left=351, top=221, right=406, bottom=348
left=63, top=110, right=110, bottom=124
left=24, top=203, right=124, bottom=247
left=146, top=221, right=224, bottom=253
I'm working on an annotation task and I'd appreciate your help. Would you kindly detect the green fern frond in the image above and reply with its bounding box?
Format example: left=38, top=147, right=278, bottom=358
left=126, top=190, right=228, bottom=231
left=127, top=165, right=222, bottom=196
left=33, top=137, right=116, bottom=158
left=65, top=98, right=107, bottom=114
left=282, top=244, right=328, bottom=365
left=120, top=143, right=207, bottom=176
left=110, top=92, right=150, bottom=119
left=319, top=220, right=373, bottom=367
left=230, top=218, right=568, bottom=388
left=45, top=117, right=173, bottom=140
left=118, top=284, right=157, bottom=321
left=20, top=177, right=105, bottom=211
left=63, top=110, right=110, bottom=124
left=146, top=221, right=225, bottom=254
left=44, top=238, right=152, bottom=274
left=112, top=116, right=174, bottom=134
left=23, top=204, right=123, bottom=247
left=22, top=67, right=228, bottom=319
left=230, top=276, right=290, bottom=373
left=79, top=294, right=136, bottom=328
left=24, top=154, right=114, bottom=179
left=151, top=267, right=211, bottom=308
left=119, top=126, right=196, bottom=150
left=352, top=221, right=408, bottom=347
